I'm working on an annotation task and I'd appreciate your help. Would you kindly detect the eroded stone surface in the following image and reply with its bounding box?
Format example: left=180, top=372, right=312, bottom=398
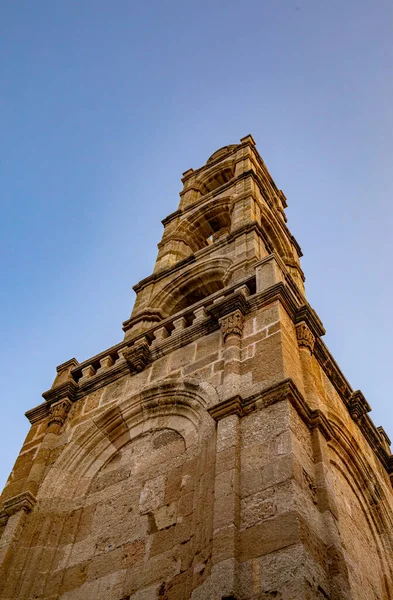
left=1, top=137, right=393, bottom=600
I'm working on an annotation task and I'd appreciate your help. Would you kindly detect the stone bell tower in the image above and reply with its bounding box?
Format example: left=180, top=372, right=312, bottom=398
left=1, top=135, right=393, bottom=600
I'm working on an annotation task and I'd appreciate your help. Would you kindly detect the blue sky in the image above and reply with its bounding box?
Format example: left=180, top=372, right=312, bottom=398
left=1, top=0, right=392, bottom=488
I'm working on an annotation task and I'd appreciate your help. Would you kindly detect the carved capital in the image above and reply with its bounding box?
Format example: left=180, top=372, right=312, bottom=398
left=219, top=310, right=244, bottom=341
left=296, top=322, right=315, bottom=353
left=123, top=340, right=151, bottom=374
left=3, top=491, right=36, bottom=516
left=48, top=398, right=72, bottom=432
left=208, top=395, right=244, bottom=421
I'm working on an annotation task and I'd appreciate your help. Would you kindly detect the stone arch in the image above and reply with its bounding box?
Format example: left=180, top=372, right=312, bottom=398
left=9, top=379, right=217, bottom=599
left=38, top=378, right=215, bottom=502
left=149, top=257, right=233, bottom=317
left=259, top=204, right=293, bottom=260
left=327, top=417, right=393, bottom=598
left=169, top=196, right=233, bottom=253
left=193, top=159, right=235, bottom=196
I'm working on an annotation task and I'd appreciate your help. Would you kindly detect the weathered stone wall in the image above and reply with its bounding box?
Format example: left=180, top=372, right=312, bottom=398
left=1, top=137, right=393, bottom=599
left=2, top=290, right=393, bottom=599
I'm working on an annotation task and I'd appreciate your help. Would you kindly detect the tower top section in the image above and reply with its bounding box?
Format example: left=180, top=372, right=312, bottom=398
left=123, top=135, right=305, bottom=339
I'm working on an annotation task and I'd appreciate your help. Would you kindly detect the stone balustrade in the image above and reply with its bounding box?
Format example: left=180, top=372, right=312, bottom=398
left=70, top=280, right=254, bottom=385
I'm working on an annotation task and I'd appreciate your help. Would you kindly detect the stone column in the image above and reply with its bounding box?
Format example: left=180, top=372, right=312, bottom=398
left=0, top=492, right=36, bottom=594
left=312, top=427, right=353, bottom=599
left=0, top=397, right=72, bottom=595
left=210, top=409, right=241, bottom=599
left=295, top=321, right=319, bottom=410
left=295, top=322, right=352, bottom=597
left=25, top=398, right=72, bottom=497
left=219, top=309, right=244, bottom=400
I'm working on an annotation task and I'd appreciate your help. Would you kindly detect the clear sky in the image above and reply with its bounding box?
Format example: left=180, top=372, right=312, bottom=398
left=1, top=0, right=392, bottom=489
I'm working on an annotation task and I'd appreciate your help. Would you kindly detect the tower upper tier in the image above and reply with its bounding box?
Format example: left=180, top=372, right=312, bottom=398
left=123, top=135, right=304, bottom=339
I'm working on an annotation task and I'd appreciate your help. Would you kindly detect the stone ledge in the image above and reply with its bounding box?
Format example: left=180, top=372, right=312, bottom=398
left=25, top=402, right=49, bottom=424
left=42, top=380, right=78, bottom=404
left=3, top=491, right=36, bottom=517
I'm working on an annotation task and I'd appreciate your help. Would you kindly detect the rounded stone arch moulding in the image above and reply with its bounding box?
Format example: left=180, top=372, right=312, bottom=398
left=191, top=157, right=235, bottom=196
left=36, top=377, right=217, bottom=503
left=164, top=195, right=234, bottom=254
left=258, top=203, right=295, bottom=264
left=327, top=417, right=393, bottom=594
left=148, top=256, right=233, bottom=317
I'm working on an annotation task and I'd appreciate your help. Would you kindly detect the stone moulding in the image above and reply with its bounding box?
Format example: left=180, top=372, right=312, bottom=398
left=3, top=491, right=36, bottom=517
left=24, top=279, right=391, bottom=479
left=42, top=380, right=78, bottom=404
left=25, top=402, right=50, bottom=424
left=208, top=378, right=335, bottom=442
left=208, top=290, right=249, bottom=323
left=122, top=308, right=164, bottom=335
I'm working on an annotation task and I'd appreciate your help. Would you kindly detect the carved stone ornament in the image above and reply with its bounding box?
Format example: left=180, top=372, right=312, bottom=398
left=123, top=340, right=151, bottom=374
left=3, top=491, right=37, bottom=517
left=219, top=309, right=244, bottom=341
left=48, top=398, right=72, bottom=431
left=296, top=322, right=315, bottom=353
left=348, top=390, right=371, bottom=422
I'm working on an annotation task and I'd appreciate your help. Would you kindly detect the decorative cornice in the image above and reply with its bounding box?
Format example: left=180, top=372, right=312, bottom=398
left=123, top=341, right=151, bottom=374
left=218, top=310, right=244, bottom=341
left=3, top=491, right=36, bottom=516
left=249, top=281, right=299, bottom=318
left=161, top=208, right=183, bottom=226
left=42, top=380, right=78, bottom=404
left=208, top=395, right=244, bottom=421
left=294, top=304, right=325, bottom=338
left=55, top=358, right=79, bottom=373
left=296, top=322, right=315, bottom=353
left=208, top=290, right=249, bottom=322
left=313, top=339, right=352, bottom=405
left=122, top=308, right=164, bottom=333
left=208, top=378, right=334, bottom=441
left=25, top=402, right=50, bottom=424
left=132, top=255, right=196, bottom=293
left=377, top=426, right=391, bottom=448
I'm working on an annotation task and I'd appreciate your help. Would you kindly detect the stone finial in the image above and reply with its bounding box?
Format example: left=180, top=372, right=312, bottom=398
left=296, top=322, right=315, bottom=353
left=48, top=398, right=72, bottom=433
left=219, top=310, right=244, bottom=341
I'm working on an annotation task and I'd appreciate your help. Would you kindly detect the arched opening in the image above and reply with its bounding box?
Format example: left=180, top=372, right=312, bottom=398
left=198, top=164, right=234, bottom=194
left=174, top=198, right=233, bottom=254
left=150, top=258, right=232, bottom=317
